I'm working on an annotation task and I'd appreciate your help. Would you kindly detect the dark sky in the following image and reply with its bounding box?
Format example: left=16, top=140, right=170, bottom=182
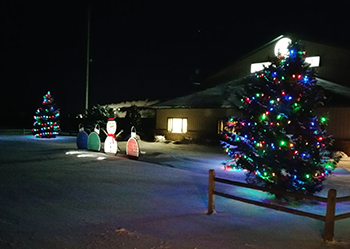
left=2, top=0, right=350, bottom=116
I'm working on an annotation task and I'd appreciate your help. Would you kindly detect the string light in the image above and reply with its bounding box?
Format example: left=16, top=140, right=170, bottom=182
left=32, top=91, right=60, bottom=138
left=221, top=40, right=336, bottom=195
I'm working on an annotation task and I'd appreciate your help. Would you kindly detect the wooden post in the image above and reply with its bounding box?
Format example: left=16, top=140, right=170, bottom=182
left=324, top=189, right=337, bottom=241
left=207, top=169, right=215, bottom=214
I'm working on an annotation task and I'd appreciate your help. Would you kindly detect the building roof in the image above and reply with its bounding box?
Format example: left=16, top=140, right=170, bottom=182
left=317, top=78, right=350, bottom=106
left=152, top=76, right=250, bottom=109
left=152, top=76, right=350, bottom=109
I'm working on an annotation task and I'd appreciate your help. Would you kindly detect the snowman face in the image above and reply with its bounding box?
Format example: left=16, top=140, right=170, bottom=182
left=106, top=120, right=116, bottom=134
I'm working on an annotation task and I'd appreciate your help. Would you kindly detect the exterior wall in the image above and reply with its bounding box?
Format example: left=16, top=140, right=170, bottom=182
left=155, top=108, right=240, bottom=141
left=156, top=106, right=350, bottom=153
left=156, top=107, right=350, bottom=141
left=317, top=107, right=350, bottom=154
left=302, top=41, right=350, bottom=86
left=317, top=107, right=350, bottom=140
left=204, top=41, right=276, bottom=86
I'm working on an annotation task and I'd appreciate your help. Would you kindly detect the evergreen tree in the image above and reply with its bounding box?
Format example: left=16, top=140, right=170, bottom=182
left=120, top=105, right=142, bottom=134
left=86, top=104, right=114, bottom=129
left=222, top=41, right=337, bottom=195
left=32, top=91, right=60, bottom=138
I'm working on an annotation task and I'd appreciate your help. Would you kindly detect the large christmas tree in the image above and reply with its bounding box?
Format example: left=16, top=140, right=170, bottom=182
left=222, top=41, right=337, bottom=195
left=32, top=91, right=60, bottom=138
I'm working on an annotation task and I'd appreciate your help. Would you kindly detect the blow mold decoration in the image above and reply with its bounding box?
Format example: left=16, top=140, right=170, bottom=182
left=77, top=123, right=88, bottom=149
left=104, top=118, right=118, bottom=154
left=126, top=126, right=140, bottom=159
left=88, top=124, right=101, bottom=151
left=130, top=126, right=137, bottom=139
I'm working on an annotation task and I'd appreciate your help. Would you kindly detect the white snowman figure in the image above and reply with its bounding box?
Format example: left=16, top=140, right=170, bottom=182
left=104, top=118, right=118, bottom=154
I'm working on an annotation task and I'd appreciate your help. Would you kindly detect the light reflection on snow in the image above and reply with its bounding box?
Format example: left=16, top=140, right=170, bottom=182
left=77, top=154, right=95, bottom=158
left=66, top=150, right=106, bottom=160
left=66, top=151, right=89, bottom=155
left=222, top=166, right=247, bottom=172
left=27, top=135, right=76, bottom=142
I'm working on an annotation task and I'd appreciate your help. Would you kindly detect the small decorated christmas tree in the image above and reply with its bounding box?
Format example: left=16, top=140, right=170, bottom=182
left=222, top=40, right=337, bottom=195
left=32, top=91, right=60, bottom=138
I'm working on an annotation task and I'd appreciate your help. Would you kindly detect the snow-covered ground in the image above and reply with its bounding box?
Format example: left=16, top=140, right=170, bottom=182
left=0, top=135, right=349, bottom=249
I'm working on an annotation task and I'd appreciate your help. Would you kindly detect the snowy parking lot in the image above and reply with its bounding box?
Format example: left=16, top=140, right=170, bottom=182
left=0, top=135, right=350, bottom=249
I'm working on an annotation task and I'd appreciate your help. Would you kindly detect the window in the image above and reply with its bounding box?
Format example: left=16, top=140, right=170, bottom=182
left=305, top=56, right=320, bottom=67
left=217, top=119, right=224, bottom=134
left=167, top=118, right=187, bottom=133
left=250, top=62, right=272, bottom=73
left=218, top=119, right=237, bottom=134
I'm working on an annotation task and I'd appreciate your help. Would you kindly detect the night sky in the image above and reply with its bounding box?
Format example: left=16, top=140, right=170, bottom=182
left=2, top=0, right=350, bottom=118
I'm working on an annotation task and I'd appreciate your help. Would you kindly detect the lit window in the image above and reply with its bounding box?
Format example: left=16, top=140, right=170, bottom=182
left=250, top=62, right=272, bottom=73
left=305, top=56, right=320, bottom=67
left=167, top=118, right=187, bottom=133
left=218, top=119, right=236, bottom=134
left=218, top=119, right=224, bottom=134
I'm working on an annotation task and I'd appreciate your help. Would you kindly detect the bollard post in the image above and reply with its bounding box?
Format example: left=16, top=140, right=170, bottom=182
left=324, top=189, right=337, bottom=241
left=207, top=169, right=215, bottom=214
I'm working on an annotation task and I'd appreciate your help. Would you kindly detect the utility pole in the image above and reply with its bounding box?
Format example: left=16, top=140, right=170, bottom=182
left=85, top=5, right=91, bottom=113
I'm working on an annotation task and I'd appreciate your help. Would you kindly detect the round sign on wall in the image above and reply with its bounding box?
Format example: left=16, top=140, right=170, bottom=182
left=274, top=37, right=291, bottom=58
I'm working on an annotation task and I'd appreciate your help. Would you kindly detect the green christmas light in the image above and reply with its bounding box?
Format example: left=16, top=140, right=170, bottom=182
left=293, top=103, right=301, bottom=111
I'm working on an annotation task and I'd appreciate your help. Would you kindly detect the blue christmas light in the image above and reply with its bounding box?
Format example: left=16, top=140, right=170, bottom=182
left=289, top=49, right=297, bottom=58
left=303, top=75, right=309, bottom=83
left=285, top=95, right=293, bottom=101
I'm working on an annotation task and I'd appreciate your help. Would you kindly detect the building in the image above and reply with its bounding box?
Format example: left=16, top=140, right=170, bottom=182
left=152, top=34, right=350, bottom=153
